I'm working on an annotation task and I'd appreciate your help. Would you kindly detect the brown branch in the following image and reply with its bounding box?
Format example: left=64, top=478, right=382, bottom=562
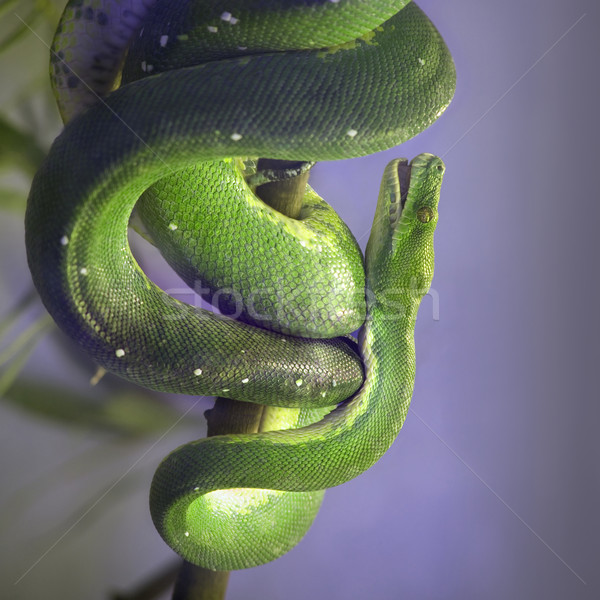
left=170, top=159, right=312, bottom=600
left=171, top=564, right=230, bottom=600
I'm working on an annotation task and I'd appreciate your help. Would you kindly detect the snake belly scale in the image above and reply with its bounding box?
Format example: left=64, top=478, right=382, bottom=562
left=25, top=0, right=454, bottom=570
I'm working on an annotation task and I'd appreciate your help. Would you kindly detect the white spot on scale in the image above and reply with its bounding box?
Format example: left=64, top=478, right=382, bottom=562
left=60, top=235, right=69, bottom=246
left=169, top=223, right=178, bottom=230
left=321, top=391, right=327, bottom=397
left=418, top=57, right=426, bottom=66
left=194, top=487, right=200, bottom=492
left=160, top=35, right=169, bottom=47
left=207, top=25, right=218, bottom=33
left=299, top=240, right=307, bottom=247
left=346, top=129, right=358, bottom=138
left=220, top=12, right=232, bottom=21
left=332, top=379, right=337, bottom=387
left=230, top=17, right=239, bottom=24
left=295, top=379, right=303, bottom=387
left=194, top=368, right=202, bottom=376
left=241, top=378, right=249, bottom=383
left=222, top=388, right=230, bottom=392
left=184, top=531, right=189, bottom=537
left=115, top=349, right=125, bottom=358
left=237, top=46, right=247, bottom=50
left=329, top=0, right=341, bottom=3
left=240, top=349, right=246, bottom=353
left=230, top=132, right=242, bottom=141
left=141, top=61, right=146, bottom=72
left=146, top=64, right=154, bottom=73
left=80, top=267, right=88, bottom=275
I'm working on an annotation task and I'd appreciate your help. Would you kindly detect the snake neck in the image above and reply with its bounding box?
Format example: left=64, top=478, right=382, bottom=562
left=359, top=292, right=420, bottom=394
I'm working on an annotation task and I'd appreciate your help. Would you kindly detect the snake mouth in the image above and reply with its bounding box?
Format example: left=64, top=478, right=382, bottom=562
left=397, top=159, right=411, bottom=209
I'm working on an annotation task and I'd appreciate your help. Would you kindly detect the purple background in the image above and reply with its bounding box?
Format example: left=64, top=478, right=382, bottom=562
left=1, top=1, right=599, bottom=598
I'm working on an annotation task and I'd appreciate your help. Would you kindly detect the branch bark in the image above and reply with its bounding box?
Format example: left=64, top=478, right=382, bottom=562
left=170, top=159, right=311, bottom=600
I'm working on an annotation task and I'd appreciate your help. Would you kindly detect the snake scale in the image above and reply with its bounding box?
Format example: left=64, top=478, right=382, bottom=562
left=25, top=0, right=455, bottom=570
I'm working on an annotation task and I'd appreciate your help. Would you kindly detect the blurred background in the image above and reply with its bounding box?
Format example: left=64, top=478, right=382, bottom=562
left=1, top=0, right=599, bottom=598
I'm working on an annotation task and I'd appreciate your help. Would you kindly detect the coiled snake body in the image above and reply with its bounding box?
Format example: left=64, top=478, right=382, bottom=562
left=25, top=0, right=455, bottom=570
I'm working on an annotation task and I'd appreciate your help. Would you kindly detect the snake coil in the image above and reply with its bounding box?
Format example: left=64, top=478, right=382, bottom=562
left=25, top=0, right=454, bottom=570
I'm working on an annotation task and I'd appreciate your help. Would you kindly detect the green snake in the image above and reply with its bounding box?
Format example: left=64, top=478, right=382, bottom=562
left=25, top=0, right=454, bottom=570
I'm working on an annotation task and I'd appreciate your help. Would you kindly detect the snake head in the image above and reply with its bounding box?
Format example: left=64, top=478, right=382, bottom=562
left=365, top=153, right=445, bottom=302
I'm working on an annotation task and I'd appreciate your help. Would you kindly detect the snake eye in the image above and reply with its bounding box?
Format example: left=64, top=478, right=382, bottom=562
left=417, top=206, right=434, bottom=223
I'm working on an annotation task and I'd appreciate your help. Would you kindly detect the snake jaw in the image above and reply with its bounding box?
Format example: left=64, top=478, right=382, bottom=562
left=397, top=158, right=411, bottom=211
left=366, top=154, right=443, bottom=296
left=393, top=154, right=444, bottom=237
left=388, top=158, right=413, bottom=241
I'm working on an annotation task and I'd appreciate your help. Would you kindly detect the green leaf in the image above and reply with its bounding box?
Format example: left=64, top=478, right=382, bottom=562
left=0, top=187, right=27, bottom=212
left=2, top=379, right=205, bottom=436
left=0, top=115, right=46, bottom=174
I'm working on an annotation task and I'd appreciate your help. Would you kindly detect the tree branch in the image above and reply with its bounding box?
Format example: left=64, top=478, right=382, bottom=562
left=170, top=159, right=312, bottom=600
